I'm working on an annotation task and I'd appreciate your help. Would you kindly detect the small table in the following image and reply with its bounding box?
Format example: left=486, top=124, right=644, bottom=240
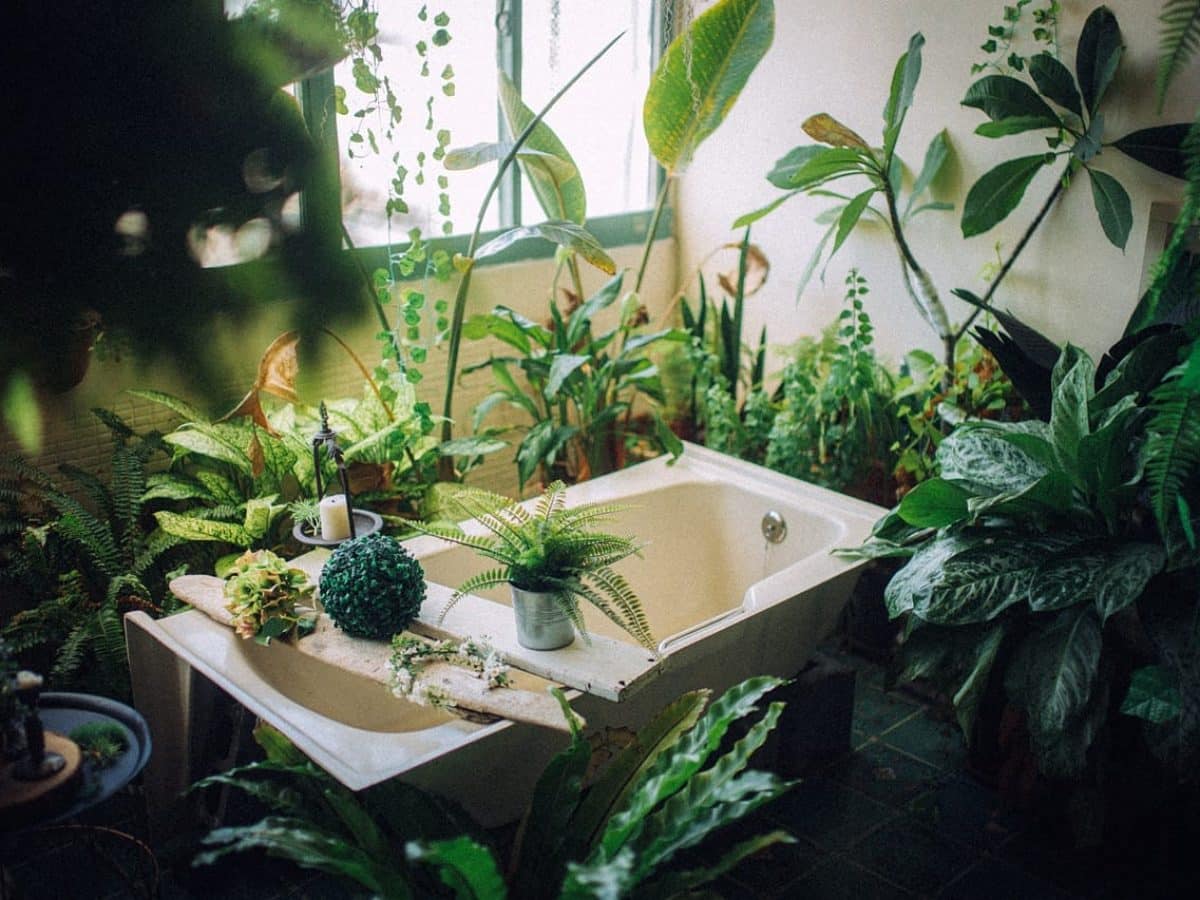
left=1, top=693, right=154, bottom=898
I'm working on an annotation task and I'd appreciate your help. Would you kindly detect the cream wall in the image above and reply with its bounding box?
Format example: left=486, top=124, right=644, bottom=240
left=4, top=241, right=676, bottom=497
left=675, top=0, right=1200, bottom=369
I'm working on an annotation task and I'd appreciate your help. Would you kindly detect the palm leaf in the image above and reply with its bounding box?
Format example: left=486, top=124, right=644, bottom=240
left=1157, top=0, right=1200, bottom=110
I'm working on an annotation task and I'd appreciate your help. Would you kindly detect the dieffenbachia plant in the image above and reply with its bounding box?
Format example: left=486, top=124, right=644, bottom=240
left=848, top=339, right=1200, bottom=780
left=738, top=6, right=1192, bottom=381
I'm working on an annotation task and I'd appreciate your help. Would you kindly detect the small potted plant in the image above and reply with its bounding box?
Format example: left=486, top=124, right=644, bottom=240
left=413, top=483, right=655, bottom=652
left=223, top=549, right=317, bottom=644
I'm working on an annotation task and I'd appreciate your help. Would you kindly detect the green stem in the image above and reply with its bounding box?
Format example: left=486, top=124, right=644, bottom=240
left=438, top=33, right=624, bottom=480
left=342, top=222, right=401, bottom=362
left=634, top=176, right=671, bottom=294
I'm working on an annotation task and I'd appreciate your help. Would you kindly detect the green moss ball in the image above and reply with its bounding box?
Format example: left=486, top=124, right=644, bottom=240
left=319, top=533, right=426, bottom=639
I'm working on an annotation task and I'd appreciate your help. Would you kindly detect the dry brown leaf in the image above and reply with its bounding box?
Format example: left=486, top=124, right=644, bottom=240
left=218, top=331, right=300, bottom=435
left=717, top=243, right=770, bottom=298
left=246, top=430, right=266, bottom=479
left=802, top=113, right=869, bottom=150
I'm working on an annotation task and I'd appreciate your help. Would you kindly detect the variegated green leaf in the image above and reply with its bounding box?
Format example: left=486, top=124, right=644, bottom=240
left=1005, top=606, right=1103, bottom=738
left=155, top=510, right=254, bottom=546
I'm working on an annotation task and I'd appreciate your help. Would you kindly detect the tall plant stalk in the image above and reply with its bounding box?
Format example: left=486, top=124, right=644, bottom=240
left=437, top=33, right=624, bottom=479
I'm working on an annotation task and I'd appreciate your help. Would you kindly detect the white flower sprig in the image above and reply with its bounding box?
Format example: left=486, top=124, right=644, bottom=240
left=388, top=634, right=511, bottom=707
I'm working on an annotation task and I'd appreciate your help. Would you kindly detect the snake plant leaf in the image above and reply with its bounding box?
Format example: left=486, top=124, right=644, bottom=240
left=643, top=0, right=775, bottom=175
left=961, top=154, right=1047, bottom=238
left=474, top=221, right=615, bottom=274
left=498, top=71, right=587, bottom=224
left=883, top=33, right=925, bottom=160
left=407, top=836, right=506, bottom=900
left=1005, top=605, right=1103, bottom=741
left=1075, top=5, right=1123, bottom=115
left=1121, top=665, right=1183, bottom=724
left=897, top=477, right=974, bottom=528
left=962, top=75, right=1061, bottom=128
left=1112, top=123, right=1192, bottom=179
left=1028, top=52, right=1083, bottom=116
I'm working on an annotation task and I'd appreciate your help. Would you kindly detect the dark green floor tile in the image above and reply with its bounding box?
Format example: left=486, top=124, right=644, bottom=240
left=9, top=828, right=160, bottom=899
left=787, top=856, right=914, bottom=899
left=879, top=710, right=967, bottom=771
left=764, top=776, right=895, bottom=852
left=829, top=739, right=942, bottom=808
left=288, top=872, right=366, bottom=898
left=726, top=832, right=822, bottom=894
left=906, top=777, right=1021, bottom=852
left=850, top=816, right=978, bottom=896
left=854, top=688, right=922, bottom=737
left=940, top=858, right=1078, bottom=900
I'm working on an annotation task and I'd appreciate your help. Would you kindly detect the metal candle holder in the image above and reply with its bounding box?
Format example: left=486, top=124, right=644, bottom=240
left=293, top=403, right=382, bottom=547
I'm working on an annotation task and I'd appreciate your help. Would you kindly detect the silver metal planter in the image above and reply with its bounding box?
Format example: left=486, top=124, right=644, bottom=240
left=510, top=586, right=575, bottom=651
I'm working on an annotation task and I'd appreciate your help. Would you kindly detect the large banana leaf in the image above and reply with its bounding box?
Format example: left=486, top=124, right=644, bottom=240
left=643, top=0, right=774, bottom=175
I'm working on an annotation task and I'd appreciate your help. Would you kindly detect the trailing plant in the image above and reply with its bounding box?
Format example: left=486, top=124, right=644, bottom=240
left=464, top=270, right=685, bottom=490
left=1, top=410, right=193, bottom=698
left=737, top=6, right=1192, bottom=378
left=195, top=677, right=796, bottom=899
left=847, top=341, right=1200, bottom=782
left=764, top=271, right=903, bottom=505
left=223, top=549, right=317, bottom=644
left=410, top=481, right=655, bottom=651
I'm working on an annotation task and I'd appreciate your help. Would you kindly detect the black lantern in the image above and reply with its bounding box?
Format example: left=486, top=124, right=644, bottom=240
left=293, top=402, right=383, bottom=546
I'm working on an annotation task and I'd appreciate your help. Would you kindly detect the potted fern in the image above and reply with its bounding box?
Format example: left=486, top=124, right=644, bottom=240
left=413, top=483, right=655, bottom=652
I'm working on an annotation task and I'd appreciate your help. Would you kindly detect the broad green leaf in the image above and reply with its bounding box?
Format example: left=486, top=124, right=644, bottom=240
left=407, top=836, right=506, bottom=900
left=966, top=470, right=1074, bottom=520
left=897, top=478, right=974, bottom=527
left=1087, top=168, right=1132, bottom=250
left=1112, top=123, right=1192, bottom=180
left=767, top=146, right=866, bottom=191
left=1005, top=606, right=1102, bottom=737
left=975, top=116, right=1062, bottom=138
left=141, top=472, right=213, bottom=503
left=1075, top=6, right=1123, bottom=114
left=544, top=354, right=590, bottom=400
left=906, top=129, right=950, bottom=214
left=446, top=141, right=577, bottom=180
left=154, top=510, right=253, bottom=546
left=962, top=75, right=1061, bottom=126
left=961, top=155, right=1047, bottom=238
left=885, top=530, right=1092, bottom=625
left=516, top=421, right=579, bottom=490
left=195, top=469, right=244, bottom=506
left=1030, top=539, right=1163, bottom=619
left=1028, top=52, right=1082, bottom=116
left=732, top=190, right=799, bottom=228
left=828, top=188, right=875, bottom=259
left=566, top=271, right=625, bottom=347
left=952, top=623, right=1007, bottom=739
left=499, top=71, right=586, bottom=223
left=1121, top=665, right=1182, bottom=724
left=883, top=33, right=925, bottom=160
left=936, top=424, right=1052, bottom=494
left=635, top=831, right=794, bottom=899
left=1049, top=345, right=1095, bottom=473
left=474, top=221, right=615, bottom=274
left=437, top=436, right=508, bottom=458
left=643, top=0, right=775, bottom=174
left=242, top=496, right=277, bottom=541
left=164, top=427, right=253, bottom=474
left=1072, top=111, right=1105, bottom=163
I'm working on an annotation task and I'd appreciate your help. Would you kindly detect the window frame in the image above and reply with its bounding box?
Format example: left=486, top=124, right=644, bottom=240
left=296, top=0, right=673, bottom=278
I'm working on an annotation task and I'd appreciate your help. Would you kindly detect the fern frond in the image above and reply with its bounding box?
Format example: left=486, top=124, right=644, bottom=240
left=57, top=463, right=116, bottom=526
left=442, top=568, right=512, bottom=622
left=90, top=406, right=136, bottom=441
left=1157, top=0, right=1200, bottom=110
left=1145, top=368, right=1200, bottom=545
left=536, top=481, right=568, bottom=522
left=106, top=573, right=151, bottom=607
left=51, top=623, right=92, bottom=683
left=448, top=486, right=529, bottom=524
left=554, top=501, right=626, bottom=530
left=587, top=566, right=656, bottom=650
left=110, top=444, right=147, bottom=548
left=52, top=508, right=121, bottom=579
left=132, top=530, right=187, bottom=578
left=94, top=602, right=128, bottom=686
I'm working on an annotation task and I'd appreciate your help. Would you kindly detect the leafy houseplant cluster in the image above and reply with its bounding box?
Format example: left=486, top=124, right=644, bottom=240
left=196, top=677, right=795, bottom=899
left=413, top=482, right=655, bottom=652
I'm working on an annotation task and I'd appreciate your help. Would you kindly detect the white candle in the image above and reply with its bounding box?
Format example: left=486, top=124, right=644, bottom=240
left=319, top=494, right=352, bottom=541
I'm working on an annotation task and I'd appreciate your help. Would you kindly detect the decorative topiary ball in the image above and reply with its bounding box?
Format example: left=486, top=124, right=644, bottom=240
left=319, top=533, right=426, bottom=639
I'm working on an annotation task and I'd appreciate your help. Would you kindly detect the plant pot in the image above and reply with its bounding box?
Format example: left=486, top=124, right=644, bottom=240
left=510, top=586, right=574, bottom=651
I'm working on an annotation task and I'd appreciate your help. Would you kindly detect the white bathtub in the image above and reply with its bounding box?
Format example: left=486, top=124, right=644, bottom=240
left=127, top=443, right=882, bottom=830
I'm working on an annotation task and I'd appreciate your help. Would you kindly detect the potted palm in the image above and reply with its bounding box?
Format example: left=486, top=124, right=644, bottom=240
left=413, top=483, right=655, bottom=652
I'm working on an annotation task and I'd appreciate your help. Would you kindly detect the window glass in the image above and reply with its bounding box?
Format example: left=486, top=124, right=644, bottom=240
left=519, top=0, right=656, bottom=221
left=336, top=3, right=500, bottom=248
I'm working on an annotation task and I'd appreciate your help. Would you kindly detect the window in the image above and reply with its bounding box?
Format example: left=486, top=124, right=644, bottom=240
left=307, top=1, right=665, bottom=254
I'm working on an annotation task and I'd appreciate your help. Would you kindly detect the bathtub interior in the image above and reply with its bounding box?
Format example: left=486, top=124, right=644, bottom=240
left=414, top=479, right=847, bottom=648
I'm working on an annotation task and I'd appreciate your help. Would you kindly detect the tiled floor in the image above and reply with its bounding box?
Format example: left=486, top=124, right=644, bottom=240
left=2, top=641, right=1195, bottom=898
